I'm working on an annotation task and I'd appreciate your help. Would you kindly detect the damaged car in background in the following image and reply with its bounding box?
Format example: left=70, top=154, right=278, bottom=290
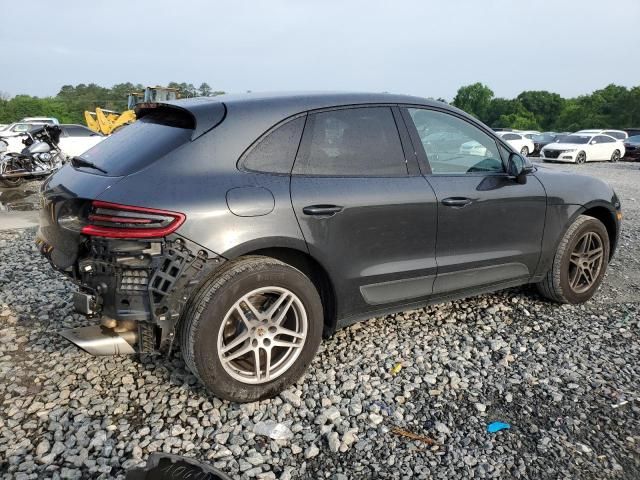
left=37, top=93, right=621, bottom=402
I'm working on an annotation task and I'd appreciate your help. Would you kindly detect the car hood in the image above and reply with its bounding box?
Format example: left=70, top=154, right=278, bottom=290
left=533, top=164, right=618, bottom=207
left=543, top=142, right=585, bottom=150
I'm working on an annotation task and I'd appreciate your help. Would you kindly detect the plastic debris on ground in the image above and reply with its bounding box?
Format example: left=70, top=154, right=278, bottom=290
left=253, top=420, right=294, bottom=440
left=487, top=421, right=511, bottom=433
left=390, top=362, right=403, bottom=375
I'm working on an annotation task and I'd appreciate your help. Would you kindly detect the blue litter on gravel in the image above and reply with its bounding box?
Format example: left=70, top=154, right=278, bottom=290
left=487, top=421, right=511, bottom=433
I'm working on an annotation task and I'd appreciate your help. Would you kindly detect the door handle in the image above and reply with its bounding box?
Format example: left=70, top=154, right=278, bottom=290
left=441, top=197, right=472, bottom=207
left=302, top=205, right=344, bottom=216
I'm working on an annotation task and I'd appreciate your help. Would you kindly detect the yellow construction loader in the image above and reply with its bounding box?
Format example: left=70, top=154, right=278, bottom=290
left=84, top=86, right=179, bottom=135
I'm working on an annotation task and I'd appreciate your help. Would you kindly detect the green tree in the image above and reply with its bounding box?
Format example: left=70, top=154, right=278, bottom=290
left=198, top=82, right=212, bottom=97
left=516, top=91, right=564, bottom=130
left=452, top=83, right=494, bottom=120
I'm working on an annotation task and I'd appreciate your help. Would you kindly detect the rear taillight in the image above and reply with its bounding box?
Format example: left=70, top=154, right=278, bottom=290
left=80, top=200, right=186, bottom=238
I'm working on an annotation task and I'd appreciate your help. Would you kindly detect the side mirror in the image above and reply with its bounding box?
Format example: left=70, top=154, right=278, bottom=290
left=590, top=140, right=597, bottom=145
left=508, top=152, right=532, bottom=184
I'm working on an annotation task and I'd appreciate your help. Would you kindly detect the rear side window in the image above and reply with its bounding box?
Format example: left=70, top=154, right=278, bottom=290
left=79, top=115, right=192, bottom=176
left=502, top=133, right=521, bottom=140
left=293, top=107, right=407, bottom=176
left=241, top=116, right=306, bottom=174
left=604, top=130, right=625, bottom=140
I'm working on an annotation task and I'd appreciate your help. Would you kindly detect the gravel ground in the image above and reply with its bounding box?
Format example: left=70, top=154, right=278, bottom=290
left=0, top=161, right=639, bottom=479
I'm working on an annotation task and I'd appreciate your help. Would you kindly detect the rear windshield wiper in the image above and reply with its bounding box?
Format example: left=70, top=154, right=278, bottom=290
left=71, top=156, right=108, bottom=174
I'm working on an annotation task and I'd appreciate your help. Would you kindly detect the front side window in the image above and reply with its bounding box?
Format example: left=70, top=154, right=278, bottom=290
left=407, top=108, right=503, bottom=174
left=12, top=124, right=29, bottom=132
left=241, top=116, right=306, bottom=174
left=293, top=107, right=407, bottom=176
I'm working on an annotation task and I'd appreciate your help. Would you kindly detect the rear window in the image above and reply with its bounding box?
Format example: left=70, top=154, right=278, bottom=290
left=78, top=114, right=193, bottom=176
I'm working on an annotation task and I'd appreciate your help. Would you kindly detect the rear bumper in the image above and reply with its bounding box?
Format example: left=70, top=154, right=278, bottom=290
left=37, top=232, right=225, bottom=352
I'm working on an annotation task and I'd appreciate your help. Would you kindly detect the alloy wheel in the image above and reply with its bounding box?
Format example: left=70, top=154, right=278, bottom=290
left=217, top=286, right=308, bottom=384
left=576, top=152, right=586, bottom=164
left=520, top=146, right=529, bottom=156
left=568, top=231, right=604, bottom=294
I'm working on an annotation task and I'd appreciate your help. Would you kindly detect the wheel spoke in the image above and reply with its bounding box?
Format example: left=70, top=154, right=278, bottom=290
left=569, top=266, right=582, bottom=289
left=273, top=296, right=295, bottom=326
left=234, top=305, right=252, bottom=329
left=276, top=326, right=305, bottom=340
left=241, top=296, right=262, bottom=321
left=264, top=292, right=291, bottom=320
left=222, top=343, right=253, bottom=362
left=272, top=338, right=303, bottom=349
left=263, top=348, right=272, bottom=381
left=220, top=331, right=250, bottom=355
left=586, top=247, right=603, bottom=262
left=254, top=347, right=262, bottom=380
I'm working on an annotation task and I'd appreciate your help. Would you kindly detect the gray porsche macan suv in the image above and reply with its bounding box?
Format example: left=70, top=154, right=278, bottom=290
left=37, top=92, right=621, bottom=402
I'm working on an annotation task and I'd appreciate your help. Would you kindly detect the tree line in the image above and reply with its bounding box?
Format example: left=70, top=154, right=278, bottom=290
left=0, top=82, right=224, bottom=125
left=451, top=83, right=640, bottom=132
left=0, top=81, right=638, bottom=131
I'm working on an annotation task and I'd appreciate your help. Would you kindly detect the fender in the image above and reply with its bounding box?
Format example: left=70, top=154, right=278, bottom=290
left=532, top=200, right=620, bottom=281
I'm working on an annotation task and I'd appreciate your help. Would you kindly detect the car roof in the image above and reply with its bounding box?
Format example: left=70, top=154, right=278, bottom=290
left=136, top=91, right=470, bottom=140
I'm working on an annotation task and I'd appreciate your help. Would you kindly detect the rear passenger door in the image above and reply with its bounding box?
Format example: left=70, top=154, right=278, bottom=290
left=290, top=106, right=438, bottom=319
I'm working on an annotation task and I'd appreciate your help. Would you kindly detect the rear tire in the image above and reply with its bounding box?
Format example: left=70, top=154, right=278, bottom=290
left=520, top=146, right=529, bottom=156
left=536, top=215, right=609, bottom=304
left=180, top=256, right=323, bottom=402
left=610, top=149, right=620, bottom=162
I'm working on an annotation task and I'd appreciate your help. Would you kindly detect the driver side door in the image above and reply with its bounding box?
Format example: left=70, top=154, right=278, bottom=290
left=402, top=107, right=547, bottom=295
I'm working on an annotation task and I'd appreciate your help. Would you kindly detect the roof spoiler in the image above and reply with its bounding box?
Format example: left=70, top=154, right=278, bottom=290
left=135, top=99, right=226, bottom=140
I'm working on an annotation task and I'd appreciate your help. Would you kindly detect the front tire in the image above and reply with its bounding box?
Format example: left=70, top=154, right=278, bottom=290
left=180, top=256, right=323, bottom=402
left=537, top=215, right=609, bottom=304
left=576, top=151, right=586, bottom=164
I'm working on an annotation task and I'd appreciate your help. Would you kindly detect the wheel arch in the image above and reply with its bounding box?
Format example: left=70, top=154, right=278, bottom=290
left=579, top=202, right=619, bottom=260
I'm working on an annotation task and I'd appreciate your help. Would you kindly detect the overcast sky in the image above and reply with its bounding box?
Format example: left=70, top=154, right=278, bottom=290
left=2, top=0, right=639, bottom=100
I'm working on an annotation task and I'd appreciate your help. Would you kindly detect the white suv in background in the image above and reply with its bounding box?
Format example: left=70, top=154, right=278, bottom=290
left=575, top=129, right=628, bottom=140
left=497, top=131, right=535, bottom=156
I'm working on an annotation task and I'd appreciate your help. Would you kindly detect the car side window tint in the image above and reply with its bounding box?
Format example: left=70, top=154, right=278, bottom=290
left=503, top=133, right=519, bottom=140
left=594, top=135, right=609, bottom=143
left=604, top=131, right=624, bottom=140
left=600, top=135, right=614, bottom=143
left=293, top=107, right=407, bottom=176
left=407, top=108, right=503, bottom=174
left=242, top=116, right=306, bottom=174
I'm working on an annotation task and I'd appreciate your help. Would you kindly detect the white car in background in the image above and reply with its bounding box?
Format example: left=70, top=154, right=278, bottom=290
left=1, top=123, right=104, bottom=158
left=497, top=131, right=535, bottom=156
left=540, top=133, right=625, bottom=163
left=575, top=129, right=628, bottom=140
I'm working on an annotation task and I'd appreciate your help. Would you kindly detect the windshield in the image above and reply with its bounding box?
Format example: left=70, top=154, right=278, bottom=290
left=556, top=135, right=590, bottom=144
left=78, top=114, right=193, bottom=176
left=533, top=133, right=556, bottom=142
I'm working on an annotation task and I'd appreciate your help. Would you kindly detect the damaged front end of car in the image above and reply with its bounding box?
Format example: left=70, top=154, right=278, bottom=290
left=37, top=198, right=225, bottom=356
